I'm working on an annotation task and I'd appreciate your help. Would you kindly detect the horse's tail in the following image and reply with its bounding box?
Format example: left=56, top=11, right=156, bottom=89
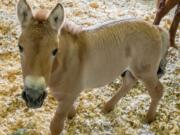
left=159, top=26, right=170, bottom=59
left=157, top=26, right=170, bottom=78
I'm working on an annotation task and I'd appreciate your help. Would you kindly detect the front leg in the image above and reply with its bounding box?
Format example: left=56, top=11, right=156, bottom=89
left=68, top=105, right=76, bottom=119
left=50, top=97, right=75, bottom=135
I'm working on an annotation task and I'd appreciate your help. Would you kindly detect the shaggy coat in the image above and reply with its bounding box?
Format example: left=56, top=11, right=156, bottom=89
left=17, top=0, right=169, bottom=135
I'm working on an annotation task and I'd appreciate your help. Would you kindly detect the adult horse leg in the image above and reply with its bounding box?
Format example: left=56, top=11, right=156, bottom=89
left=103, top=71, right=137, bottom=113
left=153, top=0, right=177, bottom=25
left=169, top=3, right=180, bottom=48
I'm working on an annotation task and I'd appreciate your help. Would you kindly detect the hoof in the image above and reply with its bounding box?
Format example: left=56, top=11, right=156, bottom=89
left=67, top=113, right=76, bottom=119
left=145, top=115, right=155, bottom=123
left=67, top=109, right=76, bottom=119
left=103, top=103, right=114, bottom=113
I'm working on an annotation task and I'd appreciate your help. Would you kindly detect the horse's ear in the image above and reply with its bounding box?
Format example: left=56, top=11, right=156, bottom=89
left=48, top=3, right=64, bottom=31
left=17, top=0, right=33, bottom=28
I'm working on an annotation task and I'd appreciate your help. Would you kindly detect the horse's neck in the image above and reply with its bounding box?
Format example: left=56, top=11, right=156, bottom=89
left=61, top=21, right=82, bottom=35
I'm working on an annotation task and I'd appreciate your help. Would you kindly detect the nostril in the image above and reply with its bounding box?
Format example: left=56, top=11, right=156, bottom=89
left=38, top=94, right=43, bottom=101
left=43, top=91, right=47, bottom=98
left=22, top=91, right=33, bottom=103
left=38, top=91, right=47, bottom=102
left=22, top=91, right=27, bottom=101
left=22, top=90, right=34, bottom=103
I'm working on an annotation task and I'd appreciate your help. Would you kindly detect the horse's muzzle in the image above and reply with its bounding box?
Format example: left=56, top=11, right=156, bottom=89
left=22, top=87, right=47, bottom=109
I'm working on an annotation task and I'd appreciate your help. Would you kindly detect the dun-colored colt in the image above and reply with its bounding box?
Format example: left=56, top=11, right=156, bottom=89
left=17, top=0, right=169, bottom=134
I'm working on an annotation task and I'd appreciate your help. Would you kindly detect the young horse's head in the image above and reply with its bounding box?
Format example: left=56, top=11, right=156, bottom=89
left=17, top=0, right=64, bottom=108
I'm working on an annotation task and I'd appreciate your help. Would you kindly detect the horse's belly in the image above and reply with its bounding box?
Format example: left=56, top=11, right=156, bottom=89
left=82, top=69, right=122, bottom=89
left=82, top=51, right=128, bottom=89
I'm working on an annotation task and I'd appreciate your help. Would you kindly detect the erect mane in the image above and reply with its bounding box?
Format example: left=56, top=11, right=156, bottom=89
left=34, top=9, right=82, bottom=35
left=34, top=9, right=49, bottom=22
left=61, top=21, right=82, bottom=35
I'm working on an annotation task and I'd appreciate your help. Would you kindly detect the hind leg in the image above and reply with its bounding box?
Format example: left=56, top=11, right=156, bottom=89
left=103, top=71, right=137, bottom=113
left=169, top=3, right=180, bottom=48
left=141, top=75, right=164, bottom=123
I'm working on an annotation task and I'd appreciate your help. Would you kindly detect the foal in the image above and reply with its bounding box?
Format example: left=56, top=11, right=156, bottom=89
left=17, top=0, right=169, bottom=135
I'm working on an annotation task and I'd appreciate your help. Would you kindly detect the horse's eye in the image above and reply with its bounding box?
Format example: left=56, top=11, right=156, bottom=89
left=18, top=45, right=23, bottom=52
left=52, top=48, right=58, bottom=56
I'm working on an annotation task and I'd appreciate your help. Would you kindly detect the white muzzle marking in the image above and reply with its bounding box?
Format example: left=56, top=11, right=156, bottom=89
left=25, top=76, right=46, bottom=90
